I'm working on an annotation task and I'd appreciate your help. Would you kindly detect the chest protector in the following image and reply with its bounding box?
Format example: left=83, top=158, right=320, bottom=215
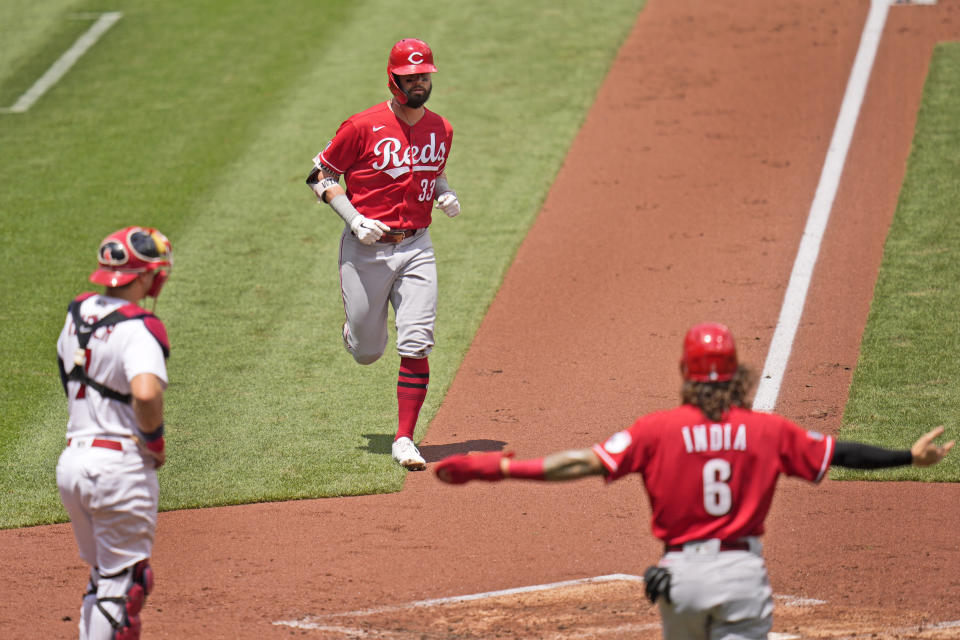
left=60, top=293, right=170, bottom=404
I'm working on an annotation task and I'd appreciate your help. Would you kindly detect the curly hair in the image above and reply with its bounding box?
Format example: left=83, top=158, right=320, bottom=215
left=680, top=365, right=755, bottom=421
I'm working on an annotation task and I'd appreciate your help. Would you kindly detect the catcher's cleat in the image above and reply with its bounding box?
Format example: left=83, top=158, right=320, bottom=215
left=392, top=437, right=426, bottom=471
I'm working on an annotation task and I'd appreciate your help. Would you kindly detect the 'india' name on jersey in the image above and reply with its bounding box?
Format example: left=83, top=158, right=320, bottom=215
left=372, top=133, right=447, bottom=179
left=680, top=423, right=747, bottom=454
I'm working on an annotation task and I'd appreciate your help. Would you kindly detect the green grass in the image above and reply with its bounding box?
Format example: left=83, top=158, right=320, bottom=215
left=0, top=0, right=645, bottom=527
left=0, top=0, right=86, bottom=103
left=833, top=42, right=960, bottom=482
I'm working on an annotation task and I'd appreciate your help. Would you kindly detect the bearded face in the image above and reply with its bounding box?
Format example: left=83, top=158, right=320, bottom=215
left=397, top=73, right=432, bottom=108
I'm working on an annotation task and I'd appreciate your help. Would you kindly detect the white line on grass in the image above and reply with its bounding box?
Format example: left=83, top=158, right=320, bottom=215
left=752, top=0, right=890, bottom=411
left=0, top=12, right=123, bottom=114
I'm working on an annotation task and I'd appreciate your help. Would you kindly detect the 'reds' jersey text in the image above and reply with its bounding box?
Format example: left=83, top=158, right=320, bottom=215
left=315, top=101, right=453, bottom=230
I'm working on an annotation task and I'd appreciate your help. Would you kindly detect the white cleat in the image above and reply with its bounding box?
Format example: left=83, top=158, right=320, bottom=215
left=392, top=437, right=426, bottom=471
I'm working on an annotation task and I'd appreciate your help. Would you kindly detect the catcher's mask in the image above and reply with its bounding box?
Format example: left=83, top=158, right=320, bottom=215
left=681, top=322, right=737, bottom=382
left=89, top=226, right=173, bottom=297
left=387, top=38, right=437, bottom=105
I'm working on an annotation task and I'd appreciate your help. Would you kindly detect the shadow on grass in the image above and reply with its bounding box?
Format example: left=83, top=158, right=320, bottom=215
left=361, top=434, right=507, bottom=462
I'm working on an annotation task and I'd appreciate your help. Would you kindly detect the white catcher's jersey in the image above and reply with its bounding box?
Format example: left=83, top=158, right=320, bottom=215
left=57, top=294, right=168, bottom=440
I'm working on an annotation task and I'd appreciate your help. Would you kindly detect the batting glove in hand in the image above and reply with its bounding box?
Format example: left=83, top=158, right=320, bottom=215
left=643, top=566, right=672, bottom=604
left=350, top=215, right=390, bottom=245
left=434, top=451, right=510, bottom=484
left=435, top=191, right=461, bottom=218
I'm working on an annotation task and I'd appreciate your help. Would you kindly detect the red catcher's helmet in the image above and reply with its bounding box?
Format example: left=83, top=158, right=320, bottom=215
left=681, top=322, right=738, bottom=382
left=89, top=226, right=173, bottom=297
left=387, top=38, right=437, bottom=104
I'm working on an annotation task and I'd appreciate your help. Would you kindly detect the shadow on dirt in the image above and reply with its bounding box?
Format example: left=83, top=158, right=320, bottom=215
left=361, top=434, right=507, bottom=461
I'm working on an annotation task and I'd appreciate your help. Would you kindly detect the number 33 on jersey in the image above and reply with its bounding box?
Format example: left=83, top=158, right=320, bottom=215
left=315, top=103, right=453, bottom=229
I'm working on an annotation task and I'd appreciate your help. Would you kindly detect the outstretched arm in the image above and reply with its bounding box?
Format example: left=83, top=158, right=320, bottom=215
left=435, top=448, right=606, bottom=484
left=832, top=426, right=953, bottom=469
left=538, top=448, right=606, bottom=480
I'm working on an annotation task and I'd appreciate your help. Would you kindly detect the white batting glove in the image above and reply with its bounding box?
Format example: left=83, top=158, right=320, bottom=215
left=436, top=191, right=461, bottom=218
left=350, top=215, right=390, bottom=245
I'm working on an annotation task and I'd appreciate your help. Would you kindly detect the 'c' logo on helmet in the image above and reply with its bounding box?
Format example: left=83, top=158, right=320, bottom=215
left=408, top=52, right=424, bottom=65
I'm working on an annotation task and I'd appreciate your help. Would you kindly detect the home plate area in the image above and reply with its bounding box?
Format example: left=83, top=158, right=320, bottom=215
left=274, top=574, right=959, bottom=639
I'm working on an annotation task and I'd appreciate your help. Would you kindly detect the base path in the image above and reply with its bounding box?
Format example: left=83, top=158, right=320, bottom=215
left=3, top=0, right=960, bottom=637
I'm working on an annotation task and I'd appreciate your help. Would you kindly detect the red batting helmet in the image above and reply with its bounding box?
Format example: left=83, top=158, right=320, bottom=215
left=387, top=38, right=437, bottom=104
left=89, top=226, right=173, bottom=297
left=681, top=322, right=738, bottom=382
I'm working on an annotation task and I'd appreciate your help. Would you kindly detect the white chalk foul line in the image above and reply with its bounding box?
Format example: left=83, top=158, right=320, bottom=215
left=283, top=622, right=664, bottom=639
left=274, top=573, right=831, bottom=634
left=0, top=12, right=123, bottom=114
left=775, top=594, right=827, bottom=607
left=930, top=620, right=960, bottom=629
left=273, top=573, right=644, bottom=628
left=277, top=576, right=960, bottom=638
left=278, top=624, right=408, bottom=638
left=904, top=619, right=960, bottom=630
left=752, top=0, right=890, bottom=411
left=551, top=623, right=662, bottom=638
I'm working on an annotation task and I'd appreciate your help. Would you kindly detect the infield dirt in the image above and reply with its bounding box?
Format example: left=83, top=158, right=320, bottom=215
left=3, top=0, right=960, bottom=638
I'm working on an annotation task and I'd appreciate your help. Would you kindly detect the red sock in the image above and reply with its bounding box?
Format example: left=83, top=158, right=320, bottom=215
left=396, top=357, right=429, bottom=441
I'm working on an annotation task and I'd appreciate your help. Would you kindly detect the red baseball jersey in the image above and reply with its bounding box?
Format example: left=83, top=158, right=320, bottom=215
left=591, top=405, right=834, bottom=545
left=315, top=101, right=453, bottom=229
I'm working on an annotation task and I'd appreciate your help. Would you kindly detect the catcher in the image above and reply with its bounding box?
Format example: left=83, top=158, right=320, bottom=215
left=434, top=322, right=954, bottom=639
left=56, top=227, right=173, bottom=639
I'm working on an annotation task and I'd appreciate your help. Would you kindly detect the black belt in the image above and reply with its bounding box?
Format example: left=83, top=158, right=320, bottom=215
left=664, top=539, right=751, bottom=553
left=377, top=229, right=419, bottom=243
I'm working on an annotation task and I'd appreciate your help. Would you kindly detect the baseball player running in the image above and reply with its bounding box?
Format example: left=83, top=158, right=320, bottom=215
left=434, top=322, right=954, bottom=639
left=56, top=226, right=173, bottom=639
left=307, top=38, right=459, bottom=470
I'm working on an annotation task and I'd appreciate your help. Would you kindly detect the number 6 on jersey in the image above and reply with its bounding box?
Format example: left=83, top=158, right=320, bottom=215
left=703, top=458, right=732, bottom=516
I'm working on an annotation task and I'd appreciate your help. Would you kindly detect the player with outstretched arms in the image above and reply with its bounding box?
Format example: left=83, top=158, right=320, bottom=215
left=434, top=322, right=953, bottom=638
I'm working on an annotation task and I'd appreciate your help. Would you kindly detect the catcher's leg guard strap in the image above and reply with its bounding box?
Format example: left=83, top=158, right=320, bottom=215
left=95, top=560, right=154, bottom=640
left=79, top=567, right=99, bottom=638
